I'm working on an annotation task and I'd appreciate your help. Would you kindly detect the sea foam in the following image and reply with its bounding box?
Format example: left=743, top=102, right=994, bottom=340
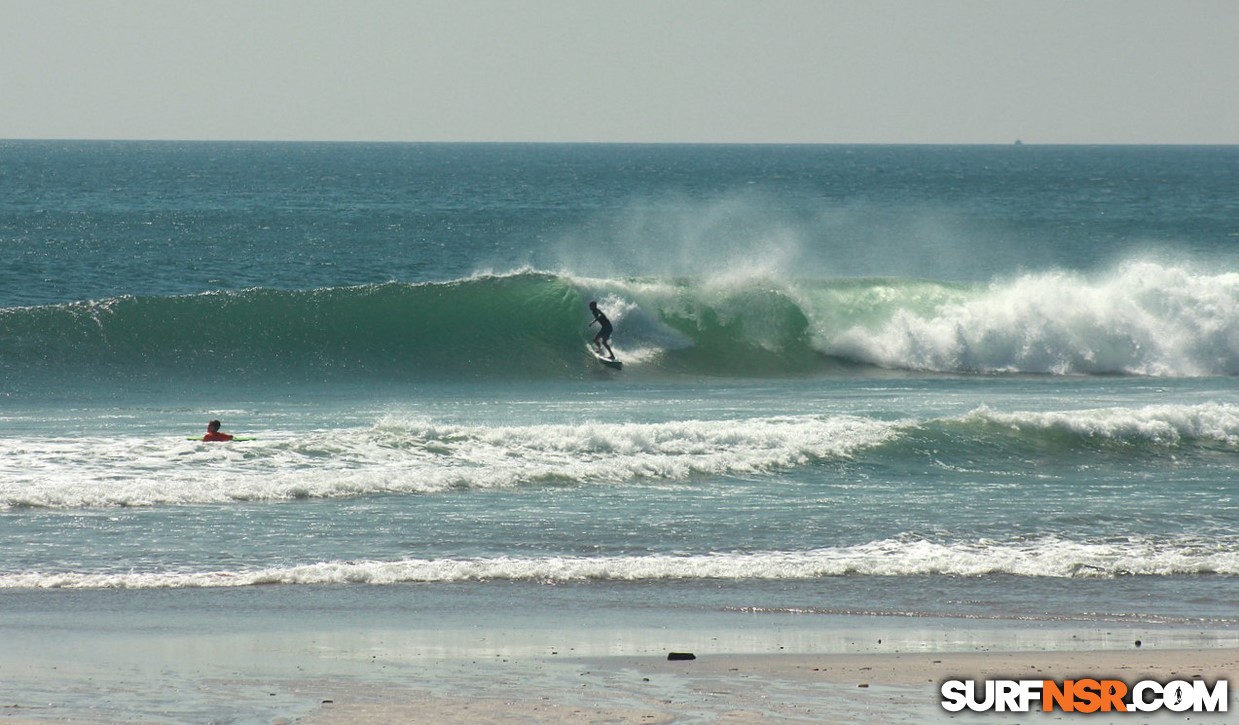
left=828, top=262, right=1239, bottom=376
left=5, top=402, right=1236, bottom=510
left=962, top=402, right=1239, bottom=447
left=0, top=414, right=898, bottom=509
left=4, top=534, right=1233, bottom=589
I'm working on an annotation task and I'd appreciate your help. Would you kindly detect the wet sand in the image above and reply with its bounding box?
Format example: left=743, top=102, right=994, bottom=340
left=2, top=586, right=1235, bottom=724
left=291, top=647, right=1238, bottom=724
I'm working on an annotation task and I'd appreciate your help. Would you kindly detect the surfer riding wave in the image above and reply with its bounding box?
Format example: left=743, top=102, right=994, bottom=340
left=587, top=300, right=615, bottom=360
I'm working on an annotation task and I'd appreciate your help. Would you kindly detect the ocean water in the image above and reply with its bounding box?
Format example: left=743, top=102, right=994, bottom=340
left=2, top=142, right=1238, bottom=720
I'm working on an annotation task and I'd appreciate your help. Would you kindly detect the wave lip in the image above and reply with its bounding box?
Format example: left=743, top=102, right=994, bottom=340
left=5, top=535, right=1233, bottom=589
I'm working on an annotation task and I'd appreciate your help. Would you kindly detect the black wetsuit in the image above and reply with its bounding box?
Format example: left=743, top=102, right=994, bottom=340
left=591, top=308, right=612, bottom=341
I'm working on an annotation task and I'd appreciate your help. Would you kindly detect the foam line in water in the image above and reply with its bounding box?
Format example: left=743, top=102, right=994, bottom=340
left=4, top=403, right=1237, bottom=510
left=4, top=534, right=1234, bottom=589
left=960, top=402, right=1239, bottom=447
left=0, top=414, right=900, bottom=509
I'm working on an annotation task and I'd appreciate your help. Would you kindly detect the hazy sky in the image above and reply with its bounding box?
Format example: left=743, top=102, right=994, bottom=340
left=2, top=0, right=1236, bottom=143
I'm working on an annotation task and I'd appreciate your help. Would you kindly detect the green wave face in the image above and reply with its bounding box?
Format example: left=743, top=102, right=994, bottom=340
left=1, top=273, right=587, bottom=383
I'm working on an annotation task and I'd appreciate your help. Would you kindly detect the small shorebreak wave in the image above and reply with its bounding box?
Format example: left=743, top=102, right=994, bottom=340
left=3, top=534, right=1235, bottom=589
left=3, top=261, right=1239, bottom=384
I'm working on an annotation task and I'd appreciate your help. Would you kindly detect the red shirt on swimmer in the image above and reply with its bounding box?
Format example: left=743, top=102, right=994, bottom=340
left=202, top=420, right=234, bottom=442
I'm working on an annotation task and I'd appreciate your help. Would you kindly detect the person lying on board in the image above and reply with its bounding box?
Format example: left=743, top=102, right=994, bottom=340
left=202, top=419, right=234, bottom=442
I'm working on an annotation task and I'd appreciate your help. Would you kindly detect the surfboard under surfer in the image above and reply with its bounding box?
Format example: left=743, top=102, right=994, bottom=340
left=587, top=300, right=615, bottom=360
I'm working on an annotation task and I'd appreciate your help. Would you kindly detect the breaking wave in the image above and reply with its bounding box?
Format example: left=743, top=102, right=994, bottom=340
left=3, top=534, right=1234, bottom=589
left=3, top=261, right=1239, bottom=386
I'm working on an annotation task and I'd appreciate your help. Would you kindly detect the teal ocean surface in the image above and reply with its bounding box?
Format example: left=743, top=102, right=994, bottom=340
left=1, top=142, right=1237, bottom=720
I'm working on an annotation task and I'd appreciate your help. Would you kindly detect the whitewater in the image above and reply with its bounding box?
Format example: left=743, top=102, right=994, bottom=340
left=4, top=402, right=1238, bottom=509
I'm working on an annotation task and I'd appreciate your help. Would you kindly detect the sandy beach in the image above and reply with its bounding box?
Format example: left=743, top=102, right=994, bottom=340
left=1, top=583, right=1236, bottom=723
left=1, top=581, right=1236, bottom=724
left=285, top=647, right=1238, bottom=724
